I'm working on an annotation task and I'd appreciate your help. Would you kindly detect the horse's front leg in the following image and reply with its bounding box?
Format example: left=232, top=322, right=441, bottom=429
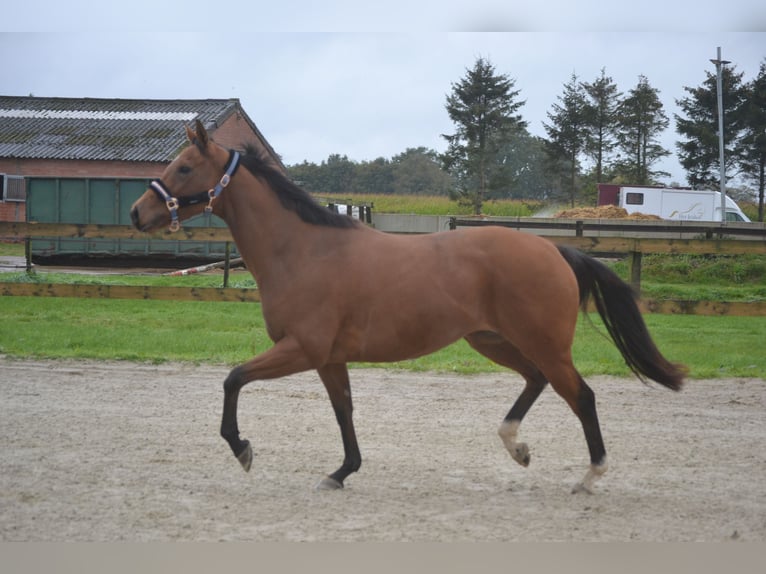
left=220, top=336, right=313, bottom=472
left=315, top=363, right=361, bottom=490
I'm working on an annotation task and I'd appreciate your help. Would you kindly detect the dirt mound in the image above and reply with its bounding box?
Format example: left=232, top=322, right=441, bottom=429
left=554, top=205, right=662, bottom=220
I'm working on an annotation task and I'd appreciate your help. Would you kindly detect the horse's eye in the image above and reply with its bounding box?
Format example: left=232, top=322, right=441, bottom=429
left=178, top=165, right=192, bottom=175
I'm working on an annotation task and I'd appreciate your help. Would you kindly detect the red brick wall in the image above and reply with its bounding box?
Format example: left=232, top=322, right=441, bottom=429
left=0, top=200, right=24, bottom=223
left=0, top=158, right=166, bottom=179
left=210, top=113, right=281, bottom=168
left=210, top=112, right=260, bottom=150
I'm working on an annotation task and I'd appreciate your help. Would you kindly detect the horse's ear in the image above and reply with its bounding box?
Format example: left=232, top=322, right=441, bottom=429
left=194, top=119, right=209, bottom=147
left=185, top=124, right=197, bottom=145
left=185, top=119, right=209, bottom=151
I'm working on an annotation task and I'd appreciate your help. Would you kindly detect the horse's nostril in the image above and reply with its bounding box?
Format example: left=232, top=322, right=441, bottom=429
left=130, top=206, right=140, bottom=228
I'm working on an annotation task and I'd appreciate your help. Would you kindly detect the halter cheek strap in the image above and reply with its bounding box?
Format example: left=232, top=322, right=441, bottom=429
left=149, top=179, right=181, bottom=231
left=150, top=150, right=241, bottom=232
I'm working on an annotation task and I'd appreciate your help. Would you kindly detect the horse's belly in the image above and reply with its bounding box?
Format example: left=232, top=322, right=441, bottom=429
left=339, top=302, right=487, bottom=363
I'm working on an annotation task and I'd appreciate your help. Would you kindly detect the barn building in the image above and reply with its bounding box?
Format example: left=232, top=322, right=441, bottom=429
left=0, top=96, right=283, bottom=223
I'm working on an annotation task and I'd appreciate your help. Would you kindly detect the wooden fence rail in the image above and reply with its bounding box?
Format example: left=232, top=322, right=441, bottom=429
left=2, top=221, right=765, bottom=315
left=449, top=216, right=766, bottom=239
left=0, top=282, right=260, bottom=302
left=0, top=222, right=233, bottom=242
left=451, top=217, right=766, bottom=291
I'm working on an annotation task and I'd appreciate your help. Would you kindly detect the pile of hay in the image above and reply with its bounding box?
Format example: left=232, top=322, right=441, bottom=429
left=554, top=205, right=662, bottom=220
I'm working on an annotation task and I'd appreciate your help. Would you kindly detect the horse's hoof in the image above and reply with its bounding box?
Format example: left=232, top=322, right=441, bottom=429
left=511, top=443, right=530, bottom=467
left=571, top=460, right=607, bottom=494
left=315, top=476, right=344, bottom=491
left=571, top=482, right=594, bottom=495
left=236, top=441, right=253, bottom=472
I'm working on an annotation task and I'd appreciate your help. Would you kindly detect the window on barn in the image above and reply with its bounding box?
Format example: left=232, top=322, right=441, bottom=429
left=1, top=175, right=26, bottom=202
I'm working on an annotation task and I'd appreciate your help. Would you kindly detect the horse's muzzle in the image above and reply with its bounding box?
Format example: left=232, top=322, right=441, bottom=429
left=130, top=204, right=155, bottom=232
left=129, top=205, right=141, bottom=230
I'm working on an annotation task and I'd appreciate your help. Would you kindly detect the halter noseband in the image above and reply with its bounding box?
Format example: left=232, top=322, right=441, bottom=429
left=150, top=149, right=241, bottom=232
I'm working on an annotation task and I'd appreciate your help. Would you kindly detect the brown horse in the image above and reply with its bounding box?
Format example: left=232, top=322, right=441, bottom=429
left=130, top=120, right=686, bottom=493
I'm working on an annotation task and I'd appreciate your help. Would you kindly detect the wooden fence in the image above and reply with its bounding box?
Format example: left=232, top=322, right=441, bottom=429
left=2, top=220, right=766, bottom=316
left=451, top=217, right=766, bottom=293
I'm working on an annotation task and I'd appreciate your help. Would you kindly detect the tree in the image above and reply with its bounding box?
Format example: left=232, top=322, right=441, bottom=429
left=287, top=160, right=322, bottom=192
left=356, top=157, right=394, bottom=195
left=615, top=75, right=670, bottom=184
left=287, top=149, right=453, bottom=196
left=391, top=147, right=453, bottom=195
left=496, top=133, right=559, bottom=200
left=582, top=68, right=621, bottom=184
left=287, top=154, right=357, bottom=195
left=675, top=65, right=749, bottom=188
left=739, top=60, right=766, bottom=221
left=442, top=57, right=527, bottom=214
left=323, top=154, right=357, bottom=194
left=543, top=72, right=589, bottom=207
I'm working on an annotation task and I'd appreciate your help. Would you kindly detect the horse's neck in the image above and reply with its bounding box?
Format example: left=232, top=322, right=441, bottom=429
left=217, top=171, right=311, bottom=287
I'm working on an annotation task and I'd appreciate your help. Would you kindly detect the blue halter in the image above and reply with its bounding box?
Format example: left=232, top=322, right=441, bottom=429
left=150, top=149, right=241, bottom=232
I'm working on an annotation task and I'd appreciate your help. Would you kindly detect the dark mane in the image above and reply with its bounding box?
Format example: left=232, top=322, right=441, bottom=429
left=239, top=145, right=359, bottom=229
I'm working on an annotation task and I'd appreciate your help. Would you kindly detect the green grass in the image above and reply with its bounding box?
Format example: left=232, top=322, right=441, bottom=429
left=5, top=253, right=765, bottom=301
left=740, top=201, right=761, bottom=222
left=3, top=232, right=765, bottom=379
left=613, top=253, right=766, bottom=286
left=0, top=242, right=24, bottom=256
left=0, top=297, right=764, bottom=378
left=0, top=268, right=257, bottom=289
left=0, top=297, right=269, bottom=365
left=611, top=254, right=766, bottom=302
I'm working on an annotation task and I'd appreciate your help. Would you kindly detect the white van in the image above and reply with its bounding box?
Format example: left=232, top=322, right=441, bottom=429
left=597, top=184, right=751, bottom=222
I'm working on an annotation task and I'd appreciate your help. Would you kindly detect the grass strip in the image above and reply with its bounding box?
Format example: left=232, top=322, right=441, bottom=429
left=1, top=297, right=763, bottom=379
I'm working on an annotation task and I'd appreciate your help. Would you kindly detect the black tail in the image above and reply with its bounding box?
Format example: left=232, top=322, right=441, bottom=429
left=557, top=246, right=686, bottom=391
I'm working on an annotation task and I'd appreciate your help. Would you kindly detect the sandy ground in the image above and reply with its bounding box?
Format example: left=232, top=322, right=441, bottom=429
left=1, top=356, right=764, bottom=542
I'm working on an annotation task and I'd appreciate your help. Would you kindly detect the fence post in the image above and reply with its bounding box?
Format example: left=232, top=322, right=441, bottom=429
left=25, top=238, right=32, bottom=274
left=223, top=242, right=231, bottom=288
left=629, top=250, right=642, bottom=291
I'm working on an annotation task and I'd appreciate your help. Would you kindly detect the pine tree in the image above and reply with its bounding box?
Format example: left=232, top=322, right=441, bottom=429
left=739, top=60, right=766, bottom=221
left=675, top=66, right=748, bottom=188
left=543, top=72, right=589, bottom=207
left=582, top=68, right=621, bottom=184
left=615, top=75, right=670, bottom=184
left=442, top=57, right=527, bottom=214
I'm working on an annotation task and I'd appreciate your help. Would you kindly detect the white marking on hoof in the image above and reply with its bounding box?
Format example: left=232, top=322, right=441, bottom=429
left=236, top=442, right=253, bottom=472
left=315, top=476, right=344, bottom=491
left=498, top=420, right=530, bottom=467
left=572, top=457, right=608, bottom=494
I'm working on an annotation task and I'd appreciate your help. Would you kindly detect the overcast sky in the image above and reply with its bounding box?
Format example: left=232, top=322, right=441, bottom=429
left=2, top=1, right=765, bottom=185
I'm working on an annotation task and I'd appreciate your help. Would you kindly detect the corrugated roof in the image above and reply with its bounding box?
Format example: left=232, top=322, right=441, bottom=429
left=0, top=96, right=260, bottom=163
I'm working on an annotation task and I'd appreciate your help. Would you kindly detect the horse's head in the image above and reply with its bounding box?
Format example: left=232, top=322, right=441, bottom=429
left=130, top=119, right=240, bottom=232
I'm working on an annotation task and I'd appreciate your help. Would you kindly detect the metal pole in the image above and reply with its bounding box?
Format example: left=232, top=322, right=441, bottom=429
left=710, top=47, right=730, bottom=223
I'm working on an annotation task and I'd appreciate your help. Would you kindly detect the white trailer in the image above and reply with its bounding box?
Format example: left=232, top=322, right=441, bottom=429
left=597, top=184, right=751, bottom=222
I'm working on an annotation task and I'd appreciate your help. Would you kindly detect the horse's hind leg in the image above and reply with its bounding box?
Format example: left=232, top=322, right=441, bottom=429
left=467, top=332, right=608, bottom=492
left=541, top=360, right=608, bottom=494
left=315, top=363, right=361, bottom=490
left=465, top=332, right=548, bottom=468
left=499, top=375, right=547, bottom=467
